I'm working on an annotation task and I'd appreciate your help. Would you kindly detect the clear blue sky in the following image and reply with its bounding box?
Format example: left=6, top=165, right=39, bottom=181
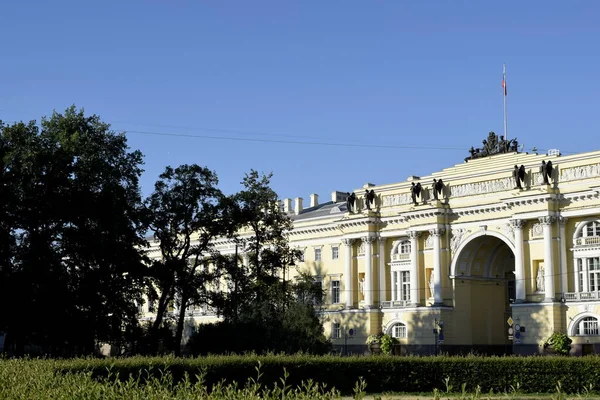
left=2, top=1, right=599, bottom=201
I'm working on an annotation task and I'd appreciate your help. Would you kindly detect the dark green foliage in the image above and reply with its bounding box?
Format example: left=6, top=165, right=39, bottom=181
left=58, top=354, right=600, bottom=395
left=144, top=164, right=233, bottom=355
left=201, top=170, right=330, bottom=355
left=0, top=107, right=148, bottom=356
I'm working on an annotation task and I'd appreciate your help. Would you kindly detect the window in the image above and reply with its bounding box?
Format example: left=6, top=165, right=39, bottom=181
left=391, top=270, right=410, bottom=301
left=332, top=322, right=341, bottom=339
left=314, top=248, right=322, bottom=261
left=400, top=240, right=411, bottom=254
left=586, top=221, right=600, bottom=238
left=299, top=250, right=305, bottom=262
left=331, top=280, right=341, bottom=304
left=576, top=317, right=600, bottom=336
left=332, top=246, right=339, bottom=260
left=589, top=258, right=600, bottom=292
left=578, top=258, right=584, bottom=292
left=390, top=322, right=407, bottom=338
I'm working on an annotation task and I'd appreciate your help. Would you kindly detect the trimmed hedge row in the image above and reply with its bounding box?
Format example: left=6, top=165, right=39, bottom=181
left=58, top=354, right=600, bottom=395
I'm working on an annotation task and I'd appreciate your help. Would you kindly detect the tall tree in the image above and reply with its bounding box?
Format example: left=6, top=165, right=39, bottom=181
left=0, top=107, right=148, bottom=356
left=145, top=164, right=233, bottom=355
left=201, top=170, right=330, bottom=354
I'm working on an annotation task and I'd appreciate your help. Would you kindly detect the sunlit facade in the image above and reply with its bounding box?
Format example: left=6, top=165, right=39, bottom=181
left=141, top=140, right=600, bottom=356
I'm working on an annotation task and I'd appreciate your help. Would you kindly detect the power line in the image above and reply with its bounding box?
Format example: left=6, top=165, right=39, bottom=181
left=2, top=118, right=580, bottom=154
left=121, top=128, right=467, bottom=151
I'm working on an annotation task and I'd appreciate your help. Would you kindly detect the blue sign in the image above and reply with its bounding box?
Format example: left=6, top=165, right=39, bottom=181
left=515, top=331, right=520, bottom=339
left=439, top=332, right=444, bottom=341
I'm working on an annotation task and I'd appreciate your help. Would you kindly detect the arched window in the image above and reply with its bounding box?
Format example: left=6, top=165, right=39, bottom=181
left=389, top=322, right=407, bottom=338
left=575, top=316, right=600, bottom=336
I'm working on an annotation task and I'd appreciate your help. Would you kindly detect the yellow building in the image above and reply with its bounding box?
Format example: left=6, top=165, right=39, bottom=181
left=143, top=133, right=600, bottom=356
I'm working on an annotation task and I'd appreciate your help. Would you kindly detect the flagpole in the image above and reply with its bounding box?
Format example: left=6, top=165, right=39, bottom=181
left=503, top=64, right=508, bottom=142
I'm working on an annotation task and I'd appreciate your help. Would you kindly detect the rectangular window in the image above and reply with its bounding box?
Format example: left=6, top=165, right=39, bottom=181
left=588, top=257, right=600, bottom=292
left=332, top=246, right=339, bottom=260
left=400, top=271, right=410, bottom=301
left=332, top=322, right=341, bottom=339
left=578, top=258, right=584, bottom=292
left=583, top=318, right=599, bottom=335
left=314, top=248, right=322, bottom=261
left=331, top=280, right=341, bottom=304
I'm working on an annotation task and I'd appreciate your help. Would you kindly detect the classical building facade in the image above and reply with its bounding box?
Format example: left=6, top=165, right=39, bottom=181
left=142, top=135, right=600, bottom=356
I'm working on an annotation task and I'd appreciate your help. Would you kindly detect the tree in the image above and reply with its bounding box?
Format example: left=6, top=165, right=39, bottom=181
left=0, top=107, right=148, bottom=356
left=197, top=170, right=330, bottom=354
left=145, top=164, right=234, bottom=355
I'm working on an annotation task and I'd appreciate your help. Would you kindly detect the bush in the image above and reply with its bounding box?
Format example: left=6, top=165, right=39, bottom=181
left=56, top=354, right=600, bottom=395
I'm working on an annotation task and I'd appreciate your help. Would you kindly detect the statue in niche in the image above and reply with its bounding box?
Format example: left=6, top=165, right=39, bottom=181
left=359, top=277, right=365, bottom=297
left=540, top=160, right=553, bottom=185
left=346, top=192, right=356, bottom=213
left=513, top=164, right=525, bottom=189
left=432, top=178, right=445, bottom=201
left=428, top=271, right=435, bottom=298
left=364, top=189, right=375, bottom=210
left=536, top=265, right=545, bottom=292
left=411, top=182, right=422, bottom=205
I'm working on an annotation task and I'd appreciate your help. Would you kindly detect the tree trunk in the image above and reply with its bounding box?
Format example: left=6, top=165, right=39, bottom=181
left=152, top=283, right=172, bottom=332
left=173, top=293, right=189, bottom=357
left=150, top=282, right=173, bottom=353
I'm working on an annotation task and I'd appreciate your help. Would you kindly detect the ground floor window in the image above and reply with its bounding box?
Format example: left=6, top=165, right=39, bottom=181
left=331, top=322, right=341, bottom=339
left=390, top=322, right=407, bottom=338
left=576, top=317, right=600, bottom=336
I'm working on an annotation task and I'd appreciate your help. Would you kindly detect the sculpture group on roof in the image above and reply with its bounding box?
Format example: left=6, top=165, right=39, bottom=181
left=465, top=131, right=519, bottom=162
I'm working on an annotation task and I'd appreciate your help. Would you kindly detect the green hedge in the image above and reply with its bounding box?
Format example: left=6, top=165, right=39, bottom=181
left=57, top=354, right=600, bottom=395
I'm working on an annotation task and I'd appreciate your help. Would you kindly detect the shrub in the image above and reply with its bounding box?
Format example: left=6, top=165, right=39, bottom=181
left=55, top=354, right=600, bottom=395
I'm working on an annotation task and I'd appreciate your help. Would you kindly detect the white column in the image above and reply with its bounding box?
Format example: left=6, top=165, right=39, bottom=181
left=510, top=219, right=526, bottom=302
left=429, top=228, right=445, bottom=305
left=559, top=217, right=568, bottom=294
left=378, top=237, right=387, bottom=304
left=540, top=216, right=556, bottom=301
left=342, top=238, right=354, bottom=308
left=408, top=230, right=421, bottom=305
left=362, top=236, right=375, bottom=308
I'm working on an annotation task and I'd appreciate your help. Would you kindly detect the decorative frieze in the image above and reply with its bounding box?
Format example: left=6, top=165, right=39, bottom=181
left=560, top=162, right=600, bottom=182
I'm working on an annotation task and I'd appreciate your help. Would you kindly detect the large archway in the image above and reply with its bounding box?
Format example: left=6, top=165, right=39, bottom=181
left=451, top=234, right=515, bottom=348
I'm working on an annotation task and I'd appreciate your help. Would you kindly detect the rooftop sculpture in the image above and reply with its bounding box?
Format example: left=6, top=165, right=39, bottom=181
left=465, top=131, right=519, bottom=162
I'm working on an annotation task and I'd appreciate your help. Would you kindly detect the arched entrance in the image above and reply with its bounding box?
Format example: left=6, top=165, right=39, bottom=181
left=451, top=233, right=515, bottom=350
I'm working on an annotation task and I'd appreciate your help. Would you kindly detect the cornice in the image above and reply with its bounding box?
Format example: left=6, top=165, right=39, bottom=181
left=449, top=203, right=509, bottom=217
left=502, top=192, right=558, bottom=207
left=560, top=189, right=600, bottom=203
left=335, top=215, right=383, bottom=230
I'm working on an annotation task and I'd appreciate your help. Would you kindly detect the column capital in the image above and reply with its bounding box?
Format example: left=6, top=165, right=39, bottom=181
left=407, top=230, right=422, bottom=240
left=510, top=219, right=526, bottom=229
left=558, top=216, right=568, bottom=225
left=361, top=235, right=376, bottom=244
left=539, top=216, right=556, bottom=226
left=428, top=228, right=445, bottom=237
left=341, top=238, right=354, bottom=246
